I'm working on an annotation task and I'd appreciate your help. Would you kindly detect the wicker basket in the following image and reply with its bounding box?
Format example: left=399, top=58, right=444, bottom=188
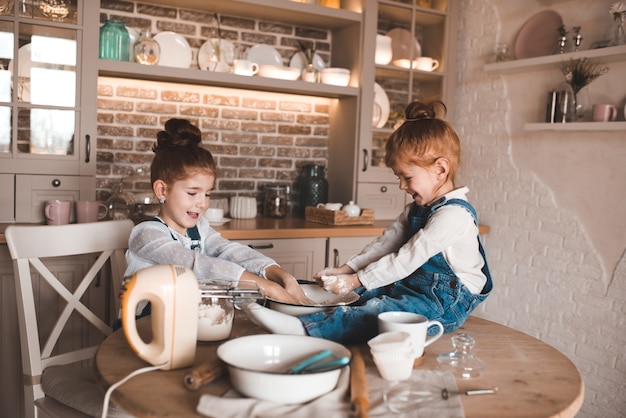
left=305, top=206, right=375, bottom=226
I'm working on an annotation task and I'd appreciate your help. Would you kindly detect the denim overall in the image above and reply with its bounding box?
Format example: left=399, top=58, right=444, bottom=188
left=303, top=198, right=493, bottom=345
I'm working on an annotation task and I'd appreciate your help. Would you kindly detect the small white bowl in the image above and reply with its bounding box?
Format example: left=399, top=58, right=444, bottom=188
left=257, top=65, right=301, bottom=80
left=217, top=334, right=351, bottom=404
left=320, top=67, right=350, bottom=86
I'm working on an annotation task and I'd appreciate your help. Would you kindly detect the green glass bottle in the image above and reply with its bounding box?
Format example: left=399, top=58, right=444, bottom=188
left=99, top=20, right=130, bottom=61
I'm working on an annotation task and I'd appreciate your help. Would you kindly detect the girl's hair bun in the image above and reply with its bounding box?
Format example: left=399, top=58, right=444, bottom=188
left=153, top=118, right=202, bottom=152
left=403, top=101, right=447, bottom=122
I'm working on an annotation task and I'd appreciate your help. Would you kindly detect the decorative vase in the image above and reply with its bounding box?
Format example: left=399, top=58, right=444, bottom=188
left=134, top=31, right=160, bottom=65
left=573, top=87, right=590, bottom=121
left=299, top=164, right=328, bottom=214
left=301, top=63, right=319, bottom=82
left=611, top=13, right=626, bottom=46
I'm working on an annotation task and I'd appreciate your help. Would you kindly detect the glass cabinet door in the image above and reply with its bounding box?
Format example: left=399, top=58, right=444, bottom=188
left=0, top=0, right=87, bottom=171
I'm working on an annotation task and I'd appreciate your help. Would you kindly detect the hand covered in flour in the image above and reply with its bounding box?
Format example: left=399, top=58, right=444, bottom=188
left=314, top=265, right=360, bottom=295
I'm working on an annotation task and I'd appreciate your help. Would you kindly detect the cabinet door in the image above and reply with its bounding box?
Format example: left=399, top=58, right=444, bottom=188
left=235, top=238, right=327, bottom=280
left=15, top=174, right=95, bottom=223
left=357, top=182, right=407, bottom=220
left=327, top=236, right=378, bottom=268
left=0, top=174, right=14, bottom=222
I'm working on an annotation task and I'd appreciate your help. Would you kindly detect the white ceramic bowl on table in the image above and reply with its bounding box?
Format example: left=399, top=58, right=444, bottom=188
left=217, top=334, right=351, bottom=404
left=320, top=67, right=351, bottom=86
left=268, top=282, right=359, bottom=316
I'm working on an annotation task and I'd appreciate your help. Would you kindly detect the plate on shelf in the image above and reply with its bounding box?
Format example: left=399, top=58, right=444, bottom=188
left=198, top=39, right=234, bottom=72
left=246, top=44, right=282, bottom=66
left=289, top=51, right=326, bottom=70
left=514, top=10, right=563, bottom=59
left=386, top=27, right=421, bottom=62
left=154, top=31, right=192, bottom=68
left=373, top=83, right=390, bottom=129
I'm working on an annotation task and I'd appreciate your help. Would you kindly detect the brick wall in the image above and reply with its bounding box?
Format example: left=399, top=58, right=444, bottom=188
left=96, top=1, right=332, bottom=210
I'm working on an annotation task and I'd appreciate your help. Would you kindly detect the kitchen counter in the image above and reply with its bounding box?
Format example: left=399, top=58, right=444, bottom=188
left=0, top=218, right=490, bottom=244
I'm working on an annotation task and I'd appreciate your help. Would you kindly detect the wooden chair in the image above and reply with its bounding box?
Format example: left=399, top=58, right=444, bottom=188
left=5, top=220, right=134, bottom=418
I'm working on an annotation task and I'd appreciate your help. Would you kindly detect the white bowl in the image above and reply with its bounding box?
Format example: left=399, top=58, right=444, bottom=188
left=217, top=334, right=351, bottom=403
left=257, top=65, right=301, bottom=80
left=320, top=67, right=350, bottom=86
left=267, top=283, right=359, bottom=316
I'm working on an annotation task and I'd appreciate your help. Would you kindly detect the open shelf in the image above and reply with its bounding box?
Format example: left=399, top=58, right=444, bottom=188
left=524, top=121, right=626, bottom=131
left=484, top=45, right=626, bottom=73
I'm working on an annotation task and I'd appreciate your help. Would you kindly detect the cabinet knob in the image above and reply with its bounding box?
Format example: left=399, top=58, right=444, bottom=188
left=51, top=179, right=61, bottom=188
left=380, top=186, right=387, bottom=193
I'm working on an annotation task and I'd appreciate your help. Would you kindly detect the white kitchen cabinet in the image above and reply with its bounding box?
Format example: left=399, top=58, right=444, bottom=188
left=236, top=237, right=327, bottom=280
left=0, top=0, right=99, bottom=222
left=327, top=235, right=377, bottom=267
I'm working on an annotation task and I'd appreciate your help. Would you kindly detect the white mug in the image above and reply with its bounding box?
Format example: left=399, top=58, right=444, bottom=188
left=378, top=312, right=444, bottom=359
left=233, top=59, right=259, bottom=76
left=316, top=202, right=342, bottom=211
left=414, top=57, right=439, bottom=72
left=204, top=207, right=224, bottom=222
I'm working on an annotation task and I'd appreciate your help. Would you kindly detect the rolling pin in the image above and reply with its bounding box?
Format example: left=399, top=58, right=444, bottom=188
left=184, top=360, right=227, bottom=390
left=350, top=346, right=369, bottom=418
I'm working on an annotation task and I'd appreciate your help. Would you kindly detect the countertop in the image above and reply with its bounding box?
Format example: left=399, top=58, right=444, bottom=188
left=1, top=217, right=490, bottom=244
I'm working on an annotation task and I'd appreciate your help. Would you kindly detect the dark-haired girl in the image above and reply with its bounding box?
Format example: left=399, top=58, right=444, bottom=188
left=245, top=101, right=493, bottom=344
left=124, top=118, right=310, bottom=306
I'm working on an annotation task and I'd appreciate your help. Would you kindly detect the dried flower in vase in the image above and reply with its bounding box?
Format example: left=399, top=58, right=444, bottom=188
left=560, top=58, right=609, bottom=95
left=609, top=2, right=626, bottom=45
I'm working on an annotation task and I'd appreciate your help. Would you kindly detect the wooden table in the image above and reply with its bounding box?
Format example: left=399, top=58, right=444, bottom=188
left=95, top=314, right=583, bottom=418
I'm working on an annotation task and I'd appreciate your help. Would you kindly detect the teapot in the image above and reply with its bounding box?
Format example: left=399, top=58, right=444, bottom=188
left=121, top=264, right=200, bottom=370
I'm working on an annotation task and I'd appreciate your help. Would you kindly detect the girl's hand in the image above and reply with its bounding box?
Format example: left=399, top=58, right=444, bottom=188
left=317, top=273, right=361, bottom=296
left=313, top=264, right=355, bottom=280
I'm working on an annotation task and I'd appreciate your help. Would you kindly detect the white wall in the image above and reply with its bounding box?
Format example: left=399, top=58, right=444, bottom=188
left=454, top=1, right=626, bottom=417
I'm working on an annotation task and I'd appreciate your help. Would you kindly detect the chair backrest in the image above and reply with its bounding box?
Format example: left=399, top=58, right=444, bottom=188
left=5, top=219, right=133, bottom=417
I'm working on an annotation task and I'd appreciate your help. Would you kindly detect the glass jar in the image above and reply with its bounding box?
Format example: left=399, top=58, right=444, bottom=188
left=134, top=30, right=160, bottom=65
left=99, top=20, right=130, bottom=61
left=264, top=184, right=289, bottom=218
left=299, top=164, right=328, bottom=213
left=198, top=282, right=235, bottom=342
left=436, top=333, right=485, bottom=379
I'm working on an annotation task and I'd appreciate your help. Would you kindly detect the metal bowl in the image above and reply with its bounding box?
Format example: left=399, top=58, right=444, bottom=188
left=267, top=282, right=359, bottom=316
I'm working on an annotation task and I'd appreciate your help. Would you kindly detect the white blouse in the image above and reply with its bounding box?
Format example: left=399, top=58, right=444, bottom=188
left=346, top=187, right=488, bottom=294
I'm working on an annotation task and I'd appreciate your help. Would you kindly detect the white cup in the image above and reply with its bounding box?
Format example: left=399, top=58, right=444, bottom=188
left=230, top=196, right=257, bottom=219
left=233, top=59, right=259, bottom=76
left=378, top=312, right=444, bottom=359
left=414, top=57, right=439, bottom=72
left=204, top=207, right=224, bottom=222
left=375, top=34, right=393, bottom=65
left=316, top=202, right=342, bottom=211
left=592, top=104, right=617, bottom=122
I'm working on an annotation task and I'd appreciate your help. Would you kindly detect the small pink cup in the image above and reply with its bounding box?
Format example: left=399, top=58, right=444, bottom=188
left=44, top=200, right=72, bottom=225
left=75, top=200, right=108, bottom=223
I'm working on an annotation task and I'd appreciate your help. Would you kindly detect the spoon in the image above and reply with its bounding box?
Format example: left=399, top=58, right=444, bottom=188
left=441, top=386, right=498, bottom=400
